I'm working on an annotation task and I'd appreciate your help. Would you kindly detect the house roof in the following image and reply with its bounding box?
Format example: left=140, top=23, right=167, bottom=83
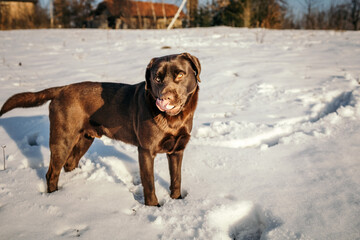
left=130, top=1, right=185, bottom=18
left=102, top=0, right=185, bottom=18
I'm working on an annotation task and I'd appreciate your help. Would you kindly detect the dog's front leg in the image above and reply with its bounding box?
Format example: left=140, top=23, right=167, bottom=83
left=167, top=150, right=183, bottom=199
left=138, top=147, right=159, bottom=206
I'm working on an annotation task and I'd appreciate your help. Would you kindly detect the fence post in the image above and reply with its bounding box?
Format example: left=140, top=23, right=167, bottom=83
left=1, top=145, right=6, bottom=170
left=167, top=0, right=187, bottom=30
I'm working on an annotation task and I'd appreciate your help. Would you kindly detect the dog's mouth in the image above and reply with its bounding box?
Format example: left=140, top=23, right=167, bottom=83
left=156, top=98, right=182, bottom=115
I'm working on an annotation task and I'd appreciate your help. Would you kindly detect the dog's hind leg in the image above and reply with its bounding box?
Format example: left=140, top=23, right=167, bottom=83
left=64, top=134, right=94, bottom=172
left=46, top=136, right=79, bottom=193
left=46, top=101, right=84, bottom=193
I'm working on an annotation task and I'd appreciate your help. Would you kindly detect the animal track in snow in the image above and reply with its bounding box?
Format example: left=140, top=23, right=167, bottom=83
left=193, top=89, right=359, bottom=149
left=57, top=225, right=88, bottom=238
left=206, top=202, right=282, bottom=240
left=309, top=90, right=356, bottom=122
left=26, top=132, right=40, bottom=146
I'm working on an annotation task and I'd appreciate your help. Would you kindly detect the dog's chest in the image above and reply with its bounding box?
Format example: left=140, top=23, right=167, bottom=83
left=159, top=127, right=190, bottom=154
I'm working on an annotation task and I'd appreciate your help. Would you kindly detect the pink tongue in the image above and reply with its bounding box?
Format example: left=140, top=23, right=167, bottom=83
left=156, top=98, right=174, bottom=111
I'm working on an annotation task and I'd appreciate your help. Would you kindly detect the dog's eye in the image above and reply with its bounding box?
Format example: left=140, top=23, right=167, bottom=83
left=155, top=76, right=161, bottom=83
left=176, top=72, right=184, bottom=80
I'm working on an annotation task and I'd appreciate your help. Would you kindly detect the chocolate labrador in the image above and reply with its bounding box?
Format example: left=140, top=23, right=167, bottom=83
left=0, top=53, right=201, bottom=206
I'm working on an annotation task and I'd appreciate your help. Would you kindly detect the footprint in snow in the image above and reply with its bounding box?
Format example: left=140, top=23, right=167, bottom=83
left=57, top=225, right=88, bottom=238
left=207, top=202, right=282, bottom=240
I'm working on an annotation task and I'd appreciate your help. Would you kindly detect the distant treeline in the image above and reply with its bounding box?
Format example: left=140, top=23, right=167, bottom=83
left=1, top=0, right=359, bottom=30
left=193, top=0, right=360, bottom=30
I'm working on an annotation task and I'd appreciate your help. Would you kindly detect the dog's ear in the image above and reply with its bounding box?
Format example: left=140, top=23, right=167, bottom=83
left=145, top=57, right=158, bottom=90
left=181, top=53, right=201, bottom=82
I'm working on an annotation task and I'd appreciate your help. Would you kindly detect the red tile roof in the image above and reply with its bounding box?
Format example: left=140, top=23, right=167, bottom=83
left=105, top=0, right=185, bottom=18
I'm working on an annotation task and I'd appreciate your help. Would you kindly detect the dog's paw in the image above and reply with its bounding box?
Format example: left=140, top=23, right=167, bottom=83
left=170, top=189, right=189, bottom=200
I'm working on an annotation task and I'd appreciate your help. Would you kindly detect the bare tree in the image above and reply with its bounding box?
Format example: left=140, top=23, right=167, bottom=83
left=251, top=0, right=287, bottom=29
left=295, top=0, right=321, bottom=29
left=350, top=0, right=360, bottom=30
left=0, top=3, right=11, bottom=29
left=239, top=0, right=251, bottom=28
left=150, top=0, right=157, bottom=28
left=305, top=0, right=320, bottom=29
left=187, top=0, right=198, bottom=26
left=70, top=0, right=94, bottom=27
left=53, top=0, right=71, bottom=27
left=328, top=2, right=350, bottom=30
left=162, top=0, right=167, bottom=26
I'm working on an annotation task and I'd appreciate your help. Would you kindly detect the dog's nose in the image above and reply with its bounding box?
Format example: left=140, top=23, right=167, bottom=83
left=160, top=91, right=174, bottom=102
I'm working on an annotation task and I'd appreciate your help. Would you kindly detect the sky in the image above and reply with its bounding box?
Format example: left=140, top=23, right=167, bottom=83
left=286, top=0, right=347, bottom=15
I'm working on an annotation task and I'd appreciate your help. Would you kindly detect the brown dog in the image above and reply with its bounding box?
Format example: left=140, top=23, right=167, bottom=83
left=0, top=53, right=201, bottom=206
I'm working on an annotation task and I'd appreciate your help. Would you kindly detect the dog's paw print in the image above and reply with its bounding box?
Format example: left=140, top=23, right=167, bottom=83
left=207, top=202, right=282, bottom=240
left=57, top=225, right=88, bottom=238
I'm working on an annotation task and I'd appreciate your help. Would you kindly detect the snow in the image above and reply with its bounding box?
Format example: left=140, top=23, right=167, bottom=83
left=0, top=27, right=360, bottom=240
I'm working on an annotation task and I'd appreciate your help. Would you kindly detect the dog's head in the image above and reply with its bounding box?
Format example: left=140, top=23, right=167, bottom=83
left=145, top=53, right=201, bottom=116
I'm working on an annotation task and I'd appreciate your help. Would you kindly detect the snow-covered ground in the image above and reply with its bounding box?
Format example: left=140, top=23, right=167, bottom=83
left=0, top=27, right=359, bottom=240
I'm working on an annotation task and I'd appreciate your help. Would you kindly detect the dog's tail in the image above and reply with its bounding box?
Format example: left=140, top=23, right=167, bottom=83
left=0, top=86, right=64, bottom=117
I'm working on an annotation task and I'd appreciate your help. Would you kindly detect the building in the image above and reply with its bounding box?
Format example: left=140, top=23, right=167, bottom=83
left=0, top=0, right=37, bottom=29
left=91, top=0, right=185, bottom=29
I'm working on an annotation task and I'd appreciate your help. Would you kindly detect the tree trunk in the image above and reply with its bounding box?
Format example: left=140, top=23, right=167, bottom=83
left=243, top=0, right=251, bottom=27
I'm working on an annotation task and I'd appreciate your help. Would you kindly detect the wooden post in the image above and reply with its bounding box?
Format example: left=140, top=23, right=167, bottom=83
left=162, top=0, right=167, bottom=27
left=136, top=1, right=142, bottom=29
left=150, top=1, right=157, bottom=28
left=49, top=0, right=54, bottom=28
left=167, top=0, right=186, bottom=30
left=1, top=145, right=5, bottom=170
